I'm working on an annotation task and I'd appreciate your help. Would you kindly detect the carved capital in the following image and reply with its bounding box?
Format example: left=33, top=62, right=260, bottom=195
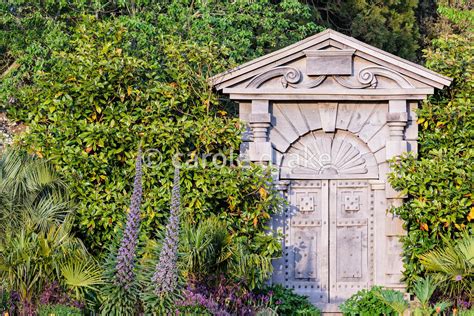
left=249, top=100, right=271, bottom=142
left=275, top=180, right=291, bottom=192
left=248, top=142, right=273, bottom=163
left=387, top=112, right=408, bottom=140
left=249, top=113, right=271, bottom=124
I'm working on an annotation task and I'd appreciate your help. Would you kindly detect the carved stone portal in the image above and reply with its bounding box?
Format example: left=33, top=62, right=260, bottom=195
left=210, top=29, right=451, bottom=313
left=275, top=180, right=374, bottom=309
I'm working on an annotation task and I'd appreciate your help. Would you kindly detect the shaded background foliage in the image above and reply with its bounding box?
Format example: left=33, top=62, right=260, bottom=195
left=0, top=0, right=321, bottom=256
left=304, top=0, right=421, bottom=60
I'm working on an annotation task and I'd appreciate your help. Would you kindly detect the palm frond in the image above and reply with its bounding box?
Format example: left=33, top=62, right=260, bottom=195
left=61, top=259, right=103, bottom=302
left=419, top=232, right=473, bottom=299
left=375, top=289, right=409, bottom=315
left=412, top=277, right=436, bottom=306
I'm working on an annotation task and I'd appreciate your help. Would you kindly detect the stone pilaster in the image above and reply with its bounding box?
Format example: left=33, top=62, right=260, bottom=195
left=248, top=100, right=273, bottom=164
left=384, top=100, right=408, bottom=289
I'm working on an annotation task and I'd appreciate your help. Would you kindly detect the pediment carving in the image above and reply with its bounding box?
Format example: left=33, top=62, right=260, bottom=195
left=247, top=65, right=414, bottom=90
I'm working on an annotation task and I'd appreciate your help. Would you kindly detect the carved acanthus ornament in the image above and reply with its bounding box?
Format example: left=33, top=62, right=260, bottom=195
left=246, top=65, right=414, bottom=89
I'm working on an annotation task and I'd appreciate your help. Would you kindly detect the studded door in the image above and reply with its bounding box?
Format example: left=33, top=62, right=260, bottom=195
left=273, top=180, right=329, bottom=304
left=274, top=179, right=373, bottom=310
left=329, top=180, right=373, bottom=304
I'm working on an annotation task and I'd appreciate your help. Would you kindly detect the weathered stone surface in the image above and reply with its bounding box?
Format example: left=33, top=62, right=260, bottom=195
left=212, top=29, right=451, bottom=312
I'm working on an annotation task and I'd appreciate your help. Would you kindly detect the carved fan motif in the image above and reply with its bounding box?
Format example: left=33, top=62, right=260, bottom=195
left=281, top=132, right=369, bottom=177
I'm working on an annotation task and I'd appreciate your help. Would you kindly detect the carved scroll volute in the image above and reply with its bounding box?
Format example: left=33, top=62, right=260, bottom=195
left=245, top=59, right=415, bottom=90
left=247, top=67, right=303, bottom=88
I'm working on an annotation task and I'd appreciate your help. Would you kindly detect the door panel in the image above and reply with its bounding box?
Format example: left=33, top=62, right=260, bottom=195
left=275, top=179, right=374, bottom=310
left=329, top=180, right=372, bottom=304
left=285, top=180, right=329, bottom=304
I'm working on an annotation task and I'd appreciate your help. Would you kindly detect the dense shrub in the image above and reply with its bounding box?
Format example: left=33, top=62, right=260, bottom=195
left=419, top=232, right=473, bottom=305
left=308, top=0, right=421, bottom=60
left=388, top=4, right=473, bottom=293
left=179, top=216, right=276, bottom=290
left=258, top=285, right=321, bottom=316
left=38, top=304, right=82, bottom=316
left=0, top=149, right=102, bottom=314
left=177, top=277, right=275, bottom=316
left=339, top=286, right=399, bottom=316
left=4, top=17, right=284, bottom=260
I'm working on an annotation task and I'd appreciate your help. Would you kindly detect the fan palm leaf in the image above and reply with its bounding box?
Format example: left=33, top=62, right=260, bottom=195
left=0, top=148, right=98, bottom=312
left=0, top=148, right=68, bottom=234
left=419, top=231, right=473, bottom=300
left=61, top=259, right=103, bottom=300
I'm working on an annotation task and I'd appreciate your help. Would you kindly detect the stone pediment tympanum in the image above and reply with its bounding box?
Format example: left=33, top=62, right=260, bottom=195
left=210, top=29, right=450, bottom=101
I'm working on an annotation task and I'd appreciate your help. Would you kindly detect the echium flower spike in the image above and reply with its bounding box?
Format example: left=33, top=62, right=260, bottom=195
left=152, top=167, right=180, bottom=296
left=115, top=148, right=143, bottom=289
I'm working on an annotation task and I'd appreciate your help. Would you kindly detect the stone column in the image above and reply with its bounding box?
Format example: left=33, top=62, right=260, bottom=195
left=248, top=100, right=273, bottom=164
left=384, top=100, right=408, bottom=288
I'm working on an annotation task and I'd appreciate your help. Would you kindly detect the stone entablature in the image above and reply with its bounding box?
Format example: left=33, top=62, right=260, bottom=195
left=210, top=29, right=451, bottom=313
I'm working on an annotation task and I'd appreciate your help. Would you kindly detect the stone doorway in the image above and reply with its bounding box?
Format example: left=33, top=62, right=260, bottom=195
left=272, top=129, right=378, bottom=312
left=210, top=28, right=451, bottom=312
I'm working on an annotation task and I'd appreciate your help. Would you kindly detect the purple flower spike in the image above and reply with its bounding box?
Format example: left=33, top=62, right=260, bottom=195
left=152, top=167, right=181, bottom=296
left=115, top=148, right=143, bottom=289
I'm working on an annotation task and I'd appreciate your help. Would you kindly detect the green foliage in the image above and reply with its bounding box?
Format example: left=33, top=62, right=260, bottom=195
left=419, top=232, right=473, bottom=303
left=180, top=216, right=279, bottom=289
left=387, top=3, right=473, bottom=293
left=0, top=148, right=102, bottom=313
left=413, top=276, right=436, bottom=308
left=38, top=304, right=82, bottom=316
left=0, top=289, right=9, bottom=313
left=339, top=286, right=399, bottom=316
left=308, top=0, right=420, bottom=60
left=178, top=305, right=212, bottom=315
left=4, top=17, right=284, bottom=259
left=437, top=4, right=474, bottom=30
left=375, top=288, right=409, bottom=315
left=259, top=284, right=321, bottom=316
left=148, top=0, right=322, bottom=65
left=0, top=0, right=321, bottom=108
left=99, top=241, right=142, bottom=315
left=410, top=277, right=451, bottom=316
left=0, top=147, right=69, bottom=231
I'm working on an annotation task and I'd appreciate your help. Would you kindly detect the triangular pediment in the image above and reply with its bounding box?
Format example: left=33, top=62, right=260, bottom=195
left=210, top=29, right=451, bottom=100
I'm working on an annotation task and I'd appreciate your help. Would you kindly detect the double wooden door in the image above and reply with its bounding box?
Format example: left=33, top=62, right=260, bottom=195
left=274, top=179, right=375, bottom=311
